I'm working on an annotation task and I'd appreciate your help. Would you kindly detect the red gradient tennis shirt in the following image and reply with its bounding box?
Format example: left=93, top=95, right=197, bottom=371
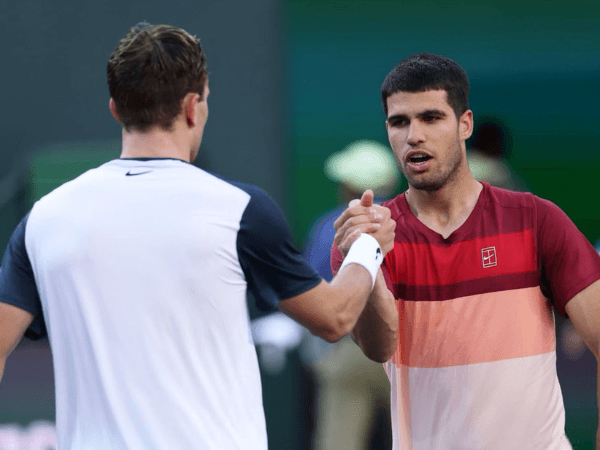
left=332, top=182, right=600, bottom=450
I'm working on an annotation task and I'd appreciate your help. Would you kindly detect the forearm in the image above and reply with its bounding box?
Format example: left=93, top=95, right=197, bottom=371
left=323, top=263, right=376, bottom=341
left=280, top=263, right=375, bottom=343
left=319, top=233, right=386, bottom=341
left=351, top=269, right=398, bottom=362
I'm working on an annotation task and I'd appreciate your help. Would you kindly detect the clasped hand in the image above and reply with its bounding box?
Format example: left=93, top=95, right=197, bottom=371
left=333, top=190, right=396, bottom=258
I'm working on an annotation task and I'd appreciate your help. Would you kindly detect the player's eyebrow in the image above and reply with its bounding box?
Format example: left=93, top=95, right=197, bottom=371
left=386, top=113, right=408, bottom=123
left=387, top=109, right=448, bottom=123
left=417, top=109, right=447, bottom=118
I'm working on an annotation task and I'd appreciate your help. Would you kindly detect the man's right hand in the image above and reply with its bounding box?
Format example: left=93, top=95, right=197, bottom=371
left=333, top=190, right=395, bottom=258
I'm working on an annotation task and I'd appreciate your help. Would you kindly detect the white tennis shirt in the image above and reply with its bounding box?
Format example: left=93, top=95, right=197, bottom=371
left=0, top=158, right=321, bottom=449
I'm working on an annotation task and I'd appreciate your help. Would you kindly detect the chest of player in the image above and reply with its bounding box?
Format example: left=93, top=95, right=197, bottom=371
left=386, top=228, right=538, bottom=301
left=385, top=228, right=555, bottom=368
left=382, top=194, right=564, bottom=368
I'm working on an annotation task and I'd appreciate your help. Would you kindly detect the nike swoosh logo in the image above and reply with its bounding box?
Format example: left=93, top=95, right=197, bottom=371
left=126, top=170, right=153, bottom=176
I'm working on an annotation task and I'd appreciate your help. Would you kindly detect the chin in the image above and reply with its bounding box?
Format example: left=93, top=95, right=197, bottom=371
left=408, top=177, right=445, bottom=192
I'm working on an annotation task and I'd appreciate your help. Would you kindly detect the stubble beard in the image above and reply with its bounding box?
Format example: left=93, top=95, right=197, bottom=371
left=403, top=140, right=464, bottom=192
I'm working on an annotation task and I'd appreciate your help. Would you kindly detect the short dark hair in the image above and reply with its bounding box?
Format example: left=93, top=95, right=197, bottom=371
left=107, top=22, right=208, bottom=132
left=381, top=53, right=469, bottom=118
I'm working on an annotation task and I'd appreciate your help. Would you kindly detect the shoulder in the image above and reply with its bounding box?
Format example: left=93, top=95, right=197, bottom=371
left=26, top=166, right=104, bottom=230
left=210, top=173, right=271, bottom=202
left=484, top=183, right=537, bottom=210
left=34, top=165, right=101, bottom=205
left=206, top=175, right=291, bottom=245
left=485, top=184, right=569, bottom=223
left=481, top=184, right=573, bottom=234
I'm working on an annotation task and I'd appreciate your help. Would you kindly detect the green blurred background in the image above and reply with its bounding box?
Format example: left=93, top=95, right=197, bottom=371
left=287, top=0, right=600, bottom=244
left=1, top=0, right=599, bottom=448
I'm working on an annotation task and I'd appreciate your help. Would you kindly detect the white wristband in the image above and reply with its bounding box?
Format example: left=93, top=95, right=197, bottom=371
left=339, top=233, right=384, bottom=289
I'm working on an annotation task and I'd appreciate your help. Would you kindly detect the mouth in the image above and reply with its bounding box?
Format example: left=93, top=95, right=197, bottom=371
left=406, top=151, right=433, bottom=167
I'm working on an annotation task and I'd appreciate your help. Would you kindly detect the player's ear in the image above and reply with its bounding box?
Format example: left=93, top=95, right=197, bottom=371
left=459, top=109, right=474, bottom=141
left=108, top=98, right=121, bottom=123
left=183, top=92, right=201, bottom=127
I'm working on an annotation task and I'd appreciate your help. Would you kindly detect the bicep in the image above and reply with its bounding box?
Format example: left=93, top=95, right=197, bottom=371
left=536, top=197, right=600, bottom=315
left=565, top=279, right=600, bottom=357
left=0, top=213, right=46, bottom=340
left=236, top=185, right=321, bottom=310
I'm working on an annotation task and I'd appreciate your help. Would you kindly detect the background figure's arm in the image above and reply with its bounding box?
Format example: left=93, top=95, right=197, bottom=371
left=350, top=269, right=398, bottom=363
left=564, top=279, right=600, bottom=450
left=0, top=303, right=33, bottom=382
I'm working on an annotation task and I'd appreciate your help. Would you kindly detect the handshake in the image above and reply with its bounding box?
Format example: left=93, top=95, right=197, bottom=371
left=333, top=189, right=396, bottom=260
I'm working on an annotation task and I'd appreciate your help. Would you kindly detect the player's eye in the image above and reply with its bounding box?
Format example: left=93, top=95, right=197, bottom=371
left=388, top=118, right=407, bottom=127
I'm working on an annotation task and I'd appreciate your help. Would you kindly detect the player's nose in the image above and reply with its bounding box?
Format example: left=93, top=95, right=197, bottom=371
left=407, top=121, right=425, bottom=146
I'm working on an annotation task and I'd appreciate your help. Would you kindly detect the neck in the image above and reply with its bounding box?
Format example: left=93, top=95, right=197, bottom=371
left=119, top=124, right=193, bottom=162
left=405, top=169, right=482, bottom=239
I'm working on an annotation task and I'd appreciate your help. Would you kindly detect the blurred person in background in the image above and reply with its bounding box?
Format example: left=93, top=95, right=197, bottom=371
left=303, top=140, right=399, bottom=450
left=0, top=22, right=398, bottom=450
left=467, top=115, right=526, bottom=191
left=332, top=53, right=600, bottom=450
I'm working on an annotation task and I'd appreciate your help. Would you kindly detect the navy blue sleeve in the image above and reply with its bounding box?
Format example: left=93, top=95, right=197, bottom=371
left=0, top=214, right=46, bottom=339
left=235, top=184, right=322, bottom=311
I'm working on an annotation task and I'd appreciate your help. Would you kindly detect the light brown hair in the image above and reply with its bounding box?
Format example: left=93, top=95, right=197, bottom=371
left=107, top=22, right=208, bottom=131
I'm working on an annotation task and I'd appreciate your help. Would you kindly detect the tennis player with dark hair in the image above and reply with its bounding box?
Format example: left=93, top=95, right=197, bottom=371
left=0, top=23, right=396, bottom=450
left=332, top=53, right=600, bottom=449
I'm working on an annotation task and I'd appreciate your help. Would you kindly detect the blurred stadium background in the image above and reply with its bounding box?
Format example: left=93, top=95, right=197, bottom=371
left=1, top=0, right=599, bottom=448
